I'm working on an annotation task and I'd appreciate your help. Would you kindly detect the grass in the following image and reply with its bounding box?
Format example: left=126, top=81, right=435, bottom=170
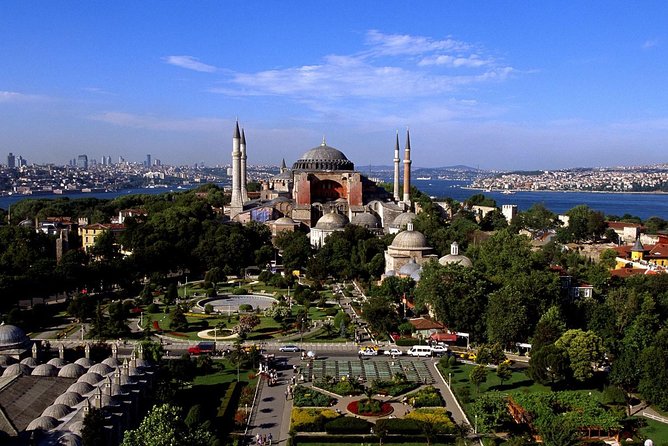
left=638, top=418, right=668, bottom=446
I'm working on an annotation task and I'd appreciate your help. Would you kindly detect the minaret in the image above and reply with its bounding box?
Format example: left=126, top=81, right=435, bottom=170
left=402, top=129, right=412, bottom=204
left=230, top=121, right=243, bottom=216
left=280, top=158, right=287, bottom=173
left=393, top=131, right=400, bottom=202
left=240, top=128, right=248, bottom=203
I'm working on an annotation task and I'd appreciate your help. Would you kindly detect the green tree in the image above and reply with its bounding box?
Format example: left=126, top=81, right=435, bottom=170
left=234, top=314, right=261, bottom=337
left=414, top=262, right=492, bottom=342
left=486, top=286, right=529, bottom=348
left=81, top=407, right=107, bottom=446
left=555, top=329, right=604, bottom=382
left=275, top=231, right=312, bottom=272
left=527, top=344, right=569, bottom=385
left=538, top=417, right=580, bottom=446
left=469, top=365, right=487, bottom=392
left=639, top=327, right=668, bottom=410
left=121, top=403, right=214, bottom=446
left=169, top=306, right=189, bottom=332
left=496, top=362, right=512, bottom=387
left=362, top=296, right=400, bottom=336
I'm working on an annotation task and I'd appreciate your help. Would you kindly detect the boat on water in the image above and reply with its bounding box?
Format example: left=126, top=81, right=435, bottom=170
left=502, top=190, right=515, bottom=195
left=416, top=176, right=432, bottom=180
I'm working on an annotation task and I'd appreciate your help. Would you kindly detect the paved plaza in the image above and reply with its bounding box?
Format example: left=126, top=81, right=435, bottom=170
left=308, top=358, right=435, bottom=384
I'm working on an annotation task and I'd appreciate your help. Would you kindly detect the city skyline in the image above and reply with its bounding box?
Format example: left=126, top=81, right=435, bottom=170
left=1, top=1, right=668, bottom=170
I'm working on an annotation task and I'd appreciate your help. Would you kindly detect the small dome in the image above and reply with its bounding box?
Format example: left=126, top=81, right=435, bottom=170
left=3, top=363, right=32, bottom=377
left=135, top=358, right=152, bottom=369
left=392, top=212, right=416, bottom=228
left=55, top=392, right=85, bottom=407
left=32, top=364, right=58, bottom=377
left=57, top=433, right=82, bottom=446
left=351, top=213, right=379, bottom=229
left=26, top=415, right=59, bottom=431
left=89, top=363, right=113, bottom=375
left=274, top=216, right=296, bottom=225
left=399, top=259, right=421, bottom=276
left=21, top=357, right=39, bottom=367
left=67, top=382, right=95, bottom=395
left=384, top=270, right=396, bottom=277
left=439, top=254, right=473, bottom=268
left=315, top=212, right=349, bottom=230
left=0, top=324, right=30, bottom=350
left=88, top=393, right=118, bottom=408
left=77, top=372, right=103, bottom=385
left=391, top=229, right=428, bottom=250
left=0, top=355, right=17, bottom=367
left=48, top=358, right=69, bottom=368
left=101, top=357, right=122, bottom=368
left=68, top=421, right=84, bottom=435
left=74, top=358, right=95, bottom=368
left=59, top=364, right=86, bottom=379
left=42, top=404, right=72, bottom=419
left=410, top=270, right=422, bottom=281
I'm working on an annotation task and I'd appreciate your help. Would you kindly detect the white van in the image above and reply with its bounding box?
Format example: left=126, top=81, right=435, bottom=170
left=407, top=345, right=433, bottom=357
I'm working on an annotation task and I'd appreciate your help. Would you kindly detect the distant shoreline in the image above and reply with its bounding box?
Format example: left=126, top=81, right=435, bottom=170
left=462, top=186, right=668, bottom=195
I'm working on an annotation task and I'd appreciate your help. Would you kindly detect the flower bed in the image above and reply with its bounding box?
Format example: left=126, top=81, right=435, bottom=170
left=346, top=399, right=394, bottom=417
left=405, top=385, right=445, bottom=407
left=293, top=385, right=336, bottom=407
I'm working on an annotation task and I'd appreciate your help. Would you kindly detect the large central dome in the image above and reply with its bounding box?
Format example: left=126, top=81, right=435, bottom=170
left=293, top=140, right=354, bottom=171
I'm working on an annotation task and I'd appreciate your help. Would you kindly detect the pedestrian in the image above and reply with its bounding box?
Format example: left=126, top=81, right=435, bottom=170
left=256, top=433, right=260, bottom=444
left=285, top=389, right=288, bottom=400
left=262, top=434, right=267, bottom=445
left=268, top=433, right=272, bottom=446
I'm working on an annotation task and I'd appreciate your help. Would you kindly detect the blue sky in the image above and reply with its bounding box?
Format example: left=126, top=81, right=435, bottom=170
left=1, top=1, right=667, bottom=170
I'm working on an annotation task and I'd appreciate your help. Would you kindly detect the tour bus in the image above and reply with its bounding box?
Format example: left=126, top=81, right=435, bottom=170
left=407, top=345, right=433, bottom=357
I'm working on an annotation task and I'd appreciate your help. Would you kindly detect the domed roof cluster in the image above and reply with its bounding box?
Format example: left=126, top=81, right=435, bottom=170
left=315, top=212, right=349, bottom=230
left=292, top=141, right=355, bottom=171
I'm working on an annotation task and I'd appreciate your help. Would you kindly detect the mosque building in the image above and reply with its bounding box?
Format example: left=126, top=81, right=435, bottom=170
left=227, top=122, right=415, bottom=237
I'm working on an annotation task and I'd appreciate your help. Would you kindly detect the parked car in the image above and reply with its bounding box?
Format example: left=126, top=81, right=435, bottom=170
left=279, top=345, right=301, bottom=352
left=358, top=347, right=378, bottom=356
left=430, top=345, right=448, bottom=356
left=383, top=348, right=403, bottom=356
left=188, top=342, right=216, bottom=355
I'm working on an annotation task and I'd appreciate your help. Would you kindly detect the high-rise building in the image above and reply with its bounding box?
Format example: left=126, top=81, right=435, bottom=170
left=18, top=156, right=27, bottom=167
left=146, top=154, right=151, bottom=167
left=77, top=154, right=88, bottom=170
left=7, top=153, right=15, bottom=168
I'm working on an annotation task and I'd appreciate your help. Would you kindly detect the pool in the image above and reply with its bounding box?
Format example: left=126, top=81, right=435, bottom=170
left=202, top=295, right=278, bottom=312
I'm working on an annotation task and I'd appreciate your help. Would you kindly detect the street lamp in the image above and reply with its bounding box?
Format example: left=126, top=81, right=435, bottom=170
left=474, top=414, right=478, bottom=434
left=448, top=372, right=452, bottom=387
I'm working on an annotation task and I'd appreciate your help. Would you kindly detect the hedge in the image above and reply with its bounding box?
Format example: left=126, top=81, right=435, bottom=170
left=217, top=382, right=239, bottom=420
left=293, top=385, right=335, bottom=407
left=324, top=416, right=373, bottom=434
left=291, top=408, right=339, bottom=432
left=375, top=418, right=421, bottom=435
left=396, top=338, right=421, bottom=347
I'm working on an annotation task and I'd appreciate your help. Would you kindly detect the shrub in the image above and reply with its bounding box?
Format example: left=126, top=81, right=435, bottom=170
left=204, top=304, right=214, bottom=314
left=405, top=408, right=456, bottom=434
left=371, top=379, right=419, bottom=396
left=458, top=386, right=472, bottom=403
left=396, top=338, right=420, bottom=347
left=405, top=386, right=445, bottom=407
left=147, top=303, right=159, bottom=314
left=232, top=287, right=248, bottom=295
left=448, top=355, right=458, bottom=367
left=325, top=416, right=372, bottom=434
left=293, top=385, right=335, bottom=407
left=291, top=408, right=339, bottom=432
left=239, top=304, right=253, bottom=312
left=314, top=378, right=363, bottom=396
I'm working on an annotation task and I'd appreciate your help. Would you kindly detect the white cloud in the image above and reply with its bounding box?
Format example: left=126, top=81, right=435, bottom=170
left=364, top=30, right=470, bottom=56
left=90, top=111, right=226, bottom=132
left=642, top=39, right=658, bottom=50
left=212, top=30, right=514, bottom=106
left=163, top=55, right=217, bottom=73
left=0, top=90, right=44, bottom=102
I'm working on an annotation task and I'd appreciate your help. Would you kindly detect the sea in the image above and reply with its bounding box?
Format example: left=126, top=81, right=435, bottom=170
left=1, top=180, right=667, bottom=220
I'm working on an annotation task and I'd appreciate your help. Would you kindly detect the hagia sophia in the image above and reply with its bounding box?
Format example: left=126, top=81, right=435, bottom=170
left=226, top=122, right=471, bottom=279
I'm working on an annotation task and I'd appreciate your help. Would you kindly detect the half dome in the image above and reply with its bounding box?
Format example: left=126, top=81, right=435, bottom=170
left=26, top=415, right=59, bottom=431
left=55, top=392, right=85, bottom=407
left=67, top=381, right=95, bottom=395
left=89, top=363, right=113, bottom=375
left=47, top=358, right=69, bottom=368
left=77, top=372, right=103, bottom=385
left=42, top=404, right=72, bottom=419
left=74, top=358, right=95, bottom=368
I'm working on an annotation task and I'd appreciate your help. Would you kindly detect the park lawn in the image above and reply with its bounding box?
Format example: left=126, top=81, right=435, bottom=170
left=302, top=327, right=349, bottom=343
left=192, top=360, right=258, bottom=386
left=638, top=418, right=668, bottom=445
